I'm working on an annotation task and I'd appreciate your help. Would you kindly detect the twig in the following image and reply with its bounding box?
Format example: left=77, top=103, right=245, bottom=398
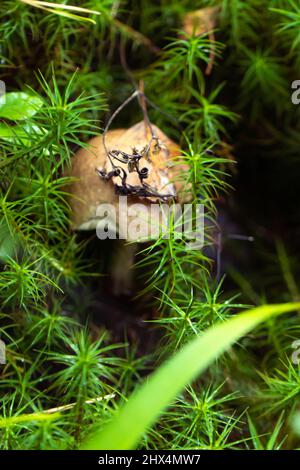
left=113, top=18, right=160, bottom=55
left=43, top=393, right=116, bottom=414
left=205, top=29, right=216, bottom=75
left=102, top=89, right=139, bottom=160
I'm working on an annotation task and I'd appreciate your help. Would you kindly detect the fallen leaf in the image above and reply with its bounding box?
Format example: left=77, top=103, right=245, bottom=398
left=103, top=120, right=183, bottom=202
left=183, top=6, right=219, bottom=37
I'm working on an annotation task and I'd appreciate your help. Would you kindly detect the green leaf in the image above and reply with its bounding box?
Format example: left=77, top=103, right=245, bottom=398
left=0, top=92, right=44, bottom=120
left=0, top=123, right=27, bottom=139
left=82, top=303, right=300, bottom=450
left=0, top=122, right=45, bottom=145
left=0, top=219, right=19, bottom=262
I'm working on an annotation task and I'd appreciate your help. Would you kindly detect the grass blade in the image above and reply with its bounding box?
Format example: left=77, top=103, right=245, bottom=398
left=82, top=303, right=300, bottom=450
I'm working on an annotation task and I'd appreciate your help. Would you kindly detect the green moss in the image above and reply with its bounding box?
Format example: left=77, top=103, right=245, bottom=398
left=0, top=0, right=300, bottom=450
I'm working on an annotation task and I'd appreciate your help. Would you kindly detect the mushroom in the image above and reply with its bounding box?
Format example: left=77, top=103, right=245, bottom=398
left=67, top=120, right=187, bottom=294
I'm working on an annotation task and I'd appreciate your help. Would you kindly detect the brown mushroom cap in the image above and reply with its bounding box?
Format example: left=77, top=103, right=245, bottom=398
left=67, top=121, right=188, bottom=240
left=68, top=129, right=123, bottom=230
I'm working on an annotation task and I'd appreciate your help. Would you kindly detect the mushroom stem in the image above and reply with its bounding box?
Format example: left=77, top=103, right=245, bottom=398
left=109, top=240, right=138, bottom=296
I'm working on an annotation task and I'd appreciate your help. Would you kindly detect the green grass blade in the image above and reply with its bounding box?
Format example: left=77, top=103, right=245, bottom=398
left=21, top=0, right=101, bottom=24
left=82, top=303, right=300, bottom=450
